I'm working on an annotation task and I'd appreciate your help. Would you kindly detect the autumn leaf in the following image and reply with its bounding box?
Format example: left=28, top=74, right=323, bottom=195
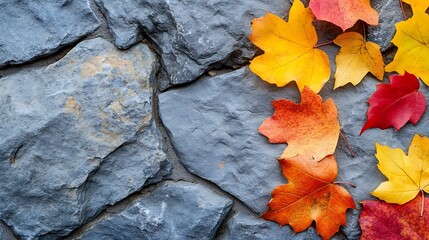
left=385, top=12, right=429, bottom=86
left=309, top=0, right=378, bottom=31
left=360, top=72, right=426, bottom=134
left=372, top=134, right=429, bottom=212
left=333, top=32, right=384, bottom=89
left=402, top=0, right=429, bottom=13
left=263, top=155, right=356, bottom=240
left=360, top=195, right=429, bottom=239
left=249, top=0, right=330, bottom=93
left=258, top=87, right=339, bottom=161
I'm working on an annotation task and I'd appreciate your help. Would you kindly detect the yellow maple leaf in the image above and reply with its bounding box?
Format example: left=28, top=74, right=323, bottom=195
left=333, top=32, right=384, bottom=89
left=372, top=134, right=429, bottom=209
left=249, top=0, right=330, bottom=93
left=385, top=12, right=429, bottom=86
left=402, top=0, right=429, bottom=13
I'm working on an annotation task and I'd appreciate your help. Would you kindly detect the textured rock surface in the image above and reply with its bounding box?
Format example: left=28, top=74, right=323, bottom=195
left=221, top=213, right=321, bottom=240
left=0, top=38, right=171, bottom=239
left=78, top=181, right=232, bottom=240
left=367, top=0, right=411, bottom=51
left=95, top=0, right=290, bottom=87
left=0, top=0, right=100, bottom=67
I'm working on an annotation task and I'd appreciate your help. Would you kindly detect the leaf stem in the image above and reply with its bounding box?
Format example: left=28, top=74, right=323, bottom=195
left=362, top=21, right=366, bottom=41
left=340, top=131, right=355, bottom=158
left=400, top=0, right=407, bottom=20
left=421, top=190, right=424, bottom=217
left=333, top=181, right=357, bottom=188
left=315, top=40, right=333, bottom=48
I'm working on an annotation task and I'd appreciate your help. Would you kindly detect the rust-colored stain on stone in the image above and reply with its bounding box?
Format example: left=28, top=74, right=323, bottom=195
left=65, top=97, right=81, bottom=116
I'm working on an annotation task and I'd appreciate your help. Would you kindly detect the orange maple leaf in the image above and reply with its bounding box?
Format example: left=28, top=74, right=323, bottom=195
left=258, top=87, right=340, bottom=161
left=262, top=155, right=356, bottom=240
left=309, top=0, right=378, bottom=31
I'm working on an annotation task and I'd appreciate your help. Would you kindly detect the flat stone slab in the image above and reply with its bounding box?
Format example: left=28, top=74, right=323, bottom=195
left=95, top=0, right=290, bottom=87
left=77, top=181, right=232, bottom=240
left=0, top=0, right=100, bottom=67
left=0, top=38, right=171, bottom=239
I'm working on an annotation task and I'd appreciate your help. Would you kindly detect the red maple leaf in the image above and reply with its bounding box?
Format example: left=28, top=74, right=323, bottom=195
left=360, top=72, right=426, bottom=134
left=360, top=195, right=429, bottom=239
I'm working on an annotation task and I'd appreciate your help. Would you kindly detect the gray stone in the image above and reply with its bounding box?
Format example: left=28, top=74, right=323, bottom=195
left=0, top=38, right=171, bottom=239
left=95, top=0, right=290, bottom=87
left=221, top=213, right=321, bottom=240
left=0, top=0, right=100, bottom=67
left=367, top=0, right=411, bottom=51
left=77, top=181, right=232, bottom=240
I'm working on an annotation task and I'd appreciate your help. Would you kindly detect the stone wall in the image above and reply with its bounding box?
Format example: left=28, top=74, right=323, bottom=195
left=0, top=0, right=418, bottom=239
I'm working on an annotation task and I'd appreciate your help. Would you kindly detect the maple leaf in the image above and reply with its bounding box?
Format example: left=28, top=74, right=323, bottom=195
left=402, top=0, right=429, bottom=13
left=249, top=0, right=330, bottom=93
left=360, top=195, right=429, bottom=239
left=372, top=134, right=429, bottom=210
left=262, top=155, right=356, bottom=240
left=385, top=12, right=429, bottom=86
left=360, top=72, right=426, bottom=134
left=258, top=87, right=339, bottom=161
left=333, top=32, right=384, bottom=89
left=309, top=0, right=378, bottom=31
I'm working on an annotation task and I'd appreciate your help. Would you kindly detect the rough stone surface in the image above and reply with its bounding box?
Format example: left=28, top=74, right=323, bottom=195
left=77, top=181, right=232, bottom=240
left=0, top=38, right=171, bottom=239
left=367, top=0, right=411, bottom=51
left=221, top=213, right=321, bottom=240
left=95, top=0, right=290, bottom=87
left=0, top=0, right=100, bottom=67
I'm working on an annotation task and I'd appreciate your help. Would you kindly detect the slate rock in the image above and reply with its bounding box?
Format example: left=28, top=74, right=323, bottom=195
left=367, top=0, right=411, bottom=51
left=77, top=181, right=232, bottom=240
left=0, top=0, right=100, bottom=67
left=221, top=213, right=320, bottom=240
left=0, top=38, right=171, bottom=239
left=95, top=0, right=290, bottom=87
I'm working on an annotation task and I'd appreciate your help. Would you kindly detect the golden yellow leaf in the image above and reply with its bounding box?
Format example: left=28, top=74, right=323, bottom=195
left=385, top=12, right=429, bottom=86
left=249, top=0, right=330, bottom=93
left=402, top=0, right=429, bottom=13
left=333, top=32, right=384, bottom=89
left=372, top=134, right=429, bottom=205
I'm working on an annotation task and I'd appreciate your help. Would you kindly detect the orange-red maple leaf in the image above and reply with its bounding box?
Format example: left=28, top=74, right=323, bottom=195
left=360, top=195, right=429, bottom=239
left=309, top=0, right=378, bottom=31
left=262, top=155, right=356, bottom=240
left=258, top=87, right=339, bottom=161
